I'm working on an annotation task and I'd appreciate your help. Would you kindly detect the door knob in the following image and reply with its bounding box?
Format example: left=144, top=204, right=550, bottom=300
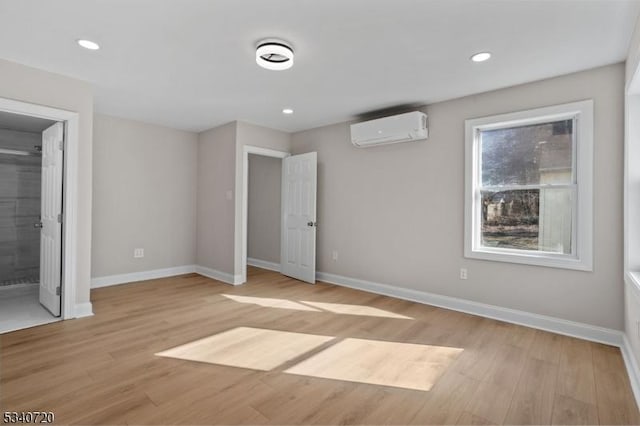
left=307, top=221, right=317, bottom=227
left=34, top=222, right=43, bottom=229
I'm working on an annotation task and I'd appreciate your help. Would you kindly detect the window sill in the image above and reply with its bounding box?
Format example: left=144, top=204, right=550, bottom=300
left=465, top=249, right=593, bottom=271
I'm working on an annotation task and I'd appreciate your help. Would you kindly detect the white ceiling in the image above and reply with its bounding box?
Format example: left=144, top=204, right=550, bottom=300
left=0, top=0, right=638, bottom=133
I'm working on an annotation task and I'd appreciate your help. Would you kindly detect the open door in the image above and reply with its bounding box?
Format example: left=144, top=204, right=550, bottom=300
left=280, top=152, right=317, bottom=283
left=39, top=122, right=64, bottom=316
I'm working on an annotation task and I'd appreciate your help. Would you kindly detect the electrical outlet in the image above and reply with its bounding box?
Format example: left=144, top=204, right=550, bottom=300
left=460, top=268, right=468, bottom=280
left=332, top=250, right=338, bottom=261
left=134, top=248, right=144, bottom=258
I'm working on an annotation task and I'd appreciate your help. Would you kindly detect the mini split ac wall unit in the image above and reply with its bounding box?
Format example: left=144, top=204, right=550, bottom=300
left=350, top=111, right=428, bottom=148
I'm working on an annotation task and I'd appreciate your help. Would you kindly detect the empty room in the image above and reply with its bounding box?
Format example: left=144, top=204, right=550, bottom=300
left=3, top=0, right=640, bottom=424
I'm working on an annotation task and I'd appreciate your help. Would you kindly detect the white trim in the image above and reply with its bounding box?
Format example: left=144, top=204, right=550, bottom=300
left=624, top=275, right=640, bottom=409
left=91, top=265, right=197, bottom=288
left=622, top=334, right=640, bottom=407
left=195, top=265, right=240, bottom=286
left=247, top=257, right=281, bottom=272
left=464, top=100, right=594, bottom=271
left=240, top=145, right=290, bottom=284
left=73, top=302, right=94, bottom=318
left=0, top=97, right=80, bottom=320
left=316, top=270, right=622, bottom=346
left=90, top=264, right=242, bottom=288
left=624, top=31, right=640, bottom=413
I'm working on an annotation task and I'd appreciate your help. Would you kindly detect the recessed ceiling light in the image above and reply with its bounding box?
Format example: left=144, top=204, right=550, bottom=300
left=77, top=39, right=100, bottom=50
left=282, top=108, right=294, bottom=115
left=471, top=52, right=491, bottom=62
left=256, top=39, right=294, bottom=71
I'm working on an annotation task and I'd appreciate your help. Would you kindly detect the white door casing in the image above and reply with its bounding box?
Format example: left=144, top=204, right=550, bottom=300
left=280, top=152, right=317, bottom=284
left=39, top=122, right=64, bottom=316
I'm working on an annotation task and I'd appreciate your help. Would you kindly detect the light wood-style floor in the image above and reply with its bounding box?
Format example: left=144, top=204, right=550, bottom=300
left=1, top=266, right=638, bottom=425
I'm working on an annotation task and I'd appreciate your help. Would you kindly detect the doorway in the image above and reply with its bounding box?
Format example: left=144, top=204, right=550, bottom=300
left=240, top=146, right=318, bottom=285
left=241, top=146, right=289, bottom=283
left=247, top=153, right=283, bottom=274
left=0, top=111, right=64, bottom=333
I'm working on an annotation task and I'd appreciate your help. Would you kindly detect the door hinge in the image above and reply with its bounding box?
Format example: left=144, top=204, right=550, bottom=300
left=59, top=139, right=64, bottom=151
left=56, top=286, right=61, bottom=296
left=57, top=213, right=63, bottom=224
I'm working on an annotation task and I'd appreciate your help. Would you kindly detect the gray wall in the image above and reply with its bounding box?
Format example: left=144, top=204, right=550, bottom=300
left=247, top=154, right=281, bottom=264
left=197, top=122, right=237, bottom=274
left=292, top=63, right=624, bottom=330
left=0, top=58, right=93, bottom=307
left=197, top=120, right=291, bottom=277
left=0, top=129, right=41, bottom=285
left=92, top=114, right=198, bottom=278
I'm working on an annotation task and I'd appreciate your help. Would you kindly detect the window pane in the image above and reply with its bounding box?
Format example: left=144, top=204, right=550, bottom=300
left=481, top=188, right=572, bottom=254
left=481, top=119, right=573, bottom=186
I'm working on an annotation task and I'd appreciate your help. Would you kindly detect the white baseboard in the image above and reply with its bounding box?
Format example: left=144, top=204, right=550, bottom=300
left=195, top=265, right=240, bottom=286
left=247, top=258, right=280, bottom=272
left=73, top=302, right=94, bottom=318
left=91, top=265, right=197, bottom=289
left=316, top=271, right=623, bottom=347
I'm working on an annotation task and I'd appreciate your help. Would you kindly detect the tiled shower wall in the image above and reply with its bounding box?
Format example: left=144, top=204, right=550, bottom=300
left=0, top=129, right=41, bottom=286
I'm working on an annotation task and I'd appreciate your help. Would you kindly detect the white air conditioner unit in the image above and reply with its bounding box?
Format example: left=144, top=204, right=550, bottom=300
left=350, top=111, right=428, bottom=148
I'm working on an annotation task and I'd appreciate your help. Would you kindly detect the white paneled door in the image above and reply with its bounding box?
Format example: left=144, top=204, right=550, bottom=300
left=281, top=152, right=317, bottom=284
left=39, top=122, right=64, bottom=316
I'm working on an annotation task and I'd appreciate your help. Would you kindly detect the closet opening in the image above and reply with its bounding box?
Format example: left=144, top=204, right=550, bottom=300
left=0, top=110, right=64, bottom=333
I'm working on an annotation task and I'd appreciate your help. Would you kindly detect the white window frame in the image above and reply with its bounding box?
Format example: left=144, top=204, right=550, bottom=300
left=464, top=100, right=593, bottom=271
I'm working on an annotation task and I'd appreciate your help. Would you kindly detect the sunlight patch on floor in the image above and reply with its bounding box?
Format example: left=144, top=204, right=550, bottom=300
left=221, top=294, right=412, bottom=319
left=301, top=301, right=413, bottom=319
left=221, top=294, right=320, bottom=312
left=155, top=327, right=333, bottom=371
left=285, top=337, right=463, bottom=391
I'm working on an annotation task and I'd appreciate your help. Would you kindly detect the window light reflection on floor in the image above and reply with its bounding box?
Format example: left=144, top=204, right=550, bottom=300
left=300, top=301, right=412, bottom=319
left=155, top=327, right=333, bottom=371
left=285, top=337, right=463, bottom=391
left=221, top=294, right=320, bottom=312
left=156, top=327, right=463, bottom=392
left=221, top=294, right=412, bottom=319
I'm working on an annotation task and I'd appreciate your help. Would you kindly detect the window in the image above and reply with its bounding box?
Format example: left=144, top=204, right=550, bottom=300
left=464, top=101, right=593, bottom=270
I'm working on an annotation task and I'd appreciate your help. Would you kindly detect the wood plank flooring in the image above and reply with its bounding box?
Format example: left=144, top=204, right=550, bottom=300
left=1, top=266, right=638, bottom=425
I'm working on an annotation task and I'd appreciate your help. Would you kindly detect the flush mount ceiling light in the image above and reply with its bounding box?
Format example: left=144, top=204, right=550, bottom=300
left=282, top=108, right=294, bottom=114
left=256, top=39, right=294, bottom=70
left=77, top=39, right=100, bottom=50
left=471, top=52, right=491, bottom=62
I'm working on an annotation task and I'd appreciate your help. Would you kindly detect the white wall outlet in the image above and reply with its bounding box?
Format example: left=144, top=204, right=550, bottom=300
left=134, top=248, right=144, bottom=258
left=226, top=190, right=233, bottom=200
left=332, top=250, right=338, bottom=261
left=460, top=268, right=468, bottom=280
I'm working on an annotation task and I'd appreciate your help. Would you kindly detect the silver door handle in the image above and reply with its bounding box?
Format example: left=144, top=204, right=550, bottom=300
left=34, top=222, right=43, bottom=229
left=307, top=221, right=317, bottom=227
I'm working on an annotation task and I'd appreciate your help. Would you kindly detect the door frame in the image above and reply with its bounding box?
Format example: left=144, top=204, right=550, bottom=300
left=240, top=145, right=290, bottom=284
left=0, top=97, right=79, bottom=320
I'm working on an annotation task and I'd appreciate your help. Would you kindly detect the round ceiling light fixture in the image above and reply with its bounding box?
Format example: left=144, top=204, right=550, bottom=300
left=256, top=39, right=294, bottom=70
left=77, top=39, right=100, bottom=50
left=471, top=52, right=491, bottom=62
